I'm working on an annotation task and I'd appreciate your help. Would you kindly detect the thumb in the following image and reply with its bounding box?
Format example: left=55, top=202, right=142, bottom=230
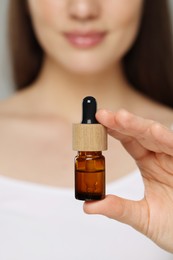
left=83, top=195, right=149, bottom=235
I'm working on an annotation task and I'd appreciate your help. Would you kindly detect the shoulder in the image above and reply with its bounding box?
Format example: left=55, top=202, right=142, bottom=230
left=0, top=88, right=31, bottom=116
left=0, top=90, right=63, bottom=137
left=0, top=86, right=37, bottom=124
left=145, top=100, right=173, bottom=128
left=0, top=94, right=21, bottom=125
left=130, top=89, right=173, bottom=128
left=0, top=90, right=36, bottom=137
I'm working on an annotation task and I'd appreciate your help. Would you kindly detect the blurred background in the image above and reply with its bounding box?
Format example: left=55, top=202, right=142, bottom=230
left=0, top=0, right=14, bottom=99
left=0, top=0, right=173, bottom=100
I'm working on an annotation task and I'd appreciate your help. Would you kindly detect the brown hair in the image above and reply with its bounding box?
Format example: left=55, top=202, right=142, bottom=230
left=8, top=0, right=173, bottom=107
left=8, top=0, right=43, bottom=89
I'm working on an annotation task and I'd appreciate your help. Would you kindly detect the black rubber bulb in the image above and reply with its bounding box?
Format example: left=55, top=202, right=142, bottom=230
left=81, top=96, right=98, bottom=124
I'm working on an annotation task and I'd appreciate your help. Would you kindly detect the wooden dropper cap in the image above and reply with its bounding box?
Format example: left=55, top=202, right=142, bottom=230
left=72, top=96, right=107, bottom=151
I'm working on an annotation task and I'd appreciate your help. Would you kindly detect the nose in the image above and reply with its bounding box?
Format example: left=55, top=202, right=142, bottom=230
left=68, top=0, right=100, bottom=21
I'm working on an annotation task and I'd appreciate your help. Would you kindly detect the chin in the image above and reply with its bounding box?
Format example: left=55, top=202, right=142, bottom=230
left=58, top=56, right=114, bottom=75
left=66, top=65, right=106, bottom=75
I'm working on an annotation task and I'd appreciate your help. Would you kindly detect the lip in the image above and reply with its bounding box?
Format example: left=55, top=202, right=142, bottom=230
left=63, top=31, right=107, bottom=49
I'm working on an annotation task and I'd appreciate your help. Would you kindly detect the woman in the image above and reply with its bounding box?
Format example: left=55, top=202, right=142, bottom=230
left=0, top=0, right=172, bottom=259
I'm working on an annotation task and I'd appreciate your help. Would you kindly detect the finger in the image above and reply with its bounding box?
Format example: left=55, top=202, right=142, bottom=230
left=116, top=116, right=173, bottom=156
left=108, top=126, right=151, bottom=161
left=97, top=109, right=173, bottom=156
left=96, top=109, right=156, bottom=147
left=150, top=123, right=173, bottom=156
left=96, top=109, right=132, bottom=131
left=96, top=109, right=151, bottom=160
left=96, top=109, right=154, bottom=134
left=83, top=195, right=149, bottom=235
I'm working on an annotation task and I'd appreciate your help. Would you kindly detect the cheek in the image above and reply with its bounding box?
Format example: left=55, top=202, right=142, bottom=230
left=106, top=0, right=144, bottom=52
left=27, top=0, right=64, bottom=36
left=107, top=0, right=143, bottom=26
left=27, top=0, right=66, bottom=59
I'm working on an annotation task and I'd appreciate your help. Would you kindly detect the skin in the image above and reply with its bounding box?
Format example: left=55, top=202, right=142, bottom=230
left=84, top=109, right=173, bottom=253
left=27, top=0, right=144, bottom=74
left=0, top=0, right=173, bottom=253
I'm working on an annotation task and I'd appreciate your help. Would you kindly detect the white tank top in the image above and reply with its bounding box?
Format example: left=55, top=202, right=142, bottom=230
left=0, top=170, right=172, bottom=260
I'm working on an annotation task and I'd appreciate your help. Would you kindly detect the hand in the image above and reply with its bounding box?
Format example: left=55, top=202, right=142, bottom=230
left=83, top=109, right=173, bottom=253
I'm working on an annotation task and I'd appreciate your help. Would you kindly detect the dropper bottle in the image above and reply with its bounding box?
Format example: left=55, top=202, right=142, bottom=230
left=73, top=96, right=107, bottom=201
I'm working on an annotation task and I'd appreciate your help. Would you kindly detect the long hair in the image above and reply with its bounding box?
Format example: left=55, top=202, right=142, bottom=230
left=8, top=0, right=43, bottom=89
left=8, top=0, right=173, bottom=107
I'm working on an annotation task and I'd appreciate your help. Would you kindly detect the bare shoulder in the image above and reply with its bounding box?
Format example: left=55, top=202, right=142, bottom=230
left=0, top=94, right=19, bottom=123
left=0, top=88, right=32, bottom=117
left=130, top=89, right=173, bottom=128
left=0, top=93, right=23, bottom=130
left=0, top=89, right=39, bottom=144
left=145, top=99, right=173, bottom=128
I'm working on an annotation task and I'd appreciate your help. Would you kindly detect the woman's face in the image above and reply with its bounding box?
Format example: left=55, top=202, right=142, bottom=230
left=27, top=0, right=144, bottom=74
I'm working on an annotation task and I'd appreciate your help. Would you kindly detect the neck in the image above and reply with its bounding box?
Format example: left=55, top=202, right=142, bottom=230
left=30, top=56, right=132, bottom=122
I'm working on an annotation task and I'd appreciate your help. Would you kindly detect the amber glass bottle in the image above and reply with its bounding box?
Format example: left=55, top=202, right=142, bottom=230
left=75, top=151, right=105, bottom=200
left=73, top=96, right=107, bottom=201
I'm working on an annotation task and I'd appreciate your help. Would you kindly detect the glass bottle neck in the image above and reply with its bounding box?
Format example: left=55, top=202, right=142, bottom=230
left=78, top=151, right=102, bottom=157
